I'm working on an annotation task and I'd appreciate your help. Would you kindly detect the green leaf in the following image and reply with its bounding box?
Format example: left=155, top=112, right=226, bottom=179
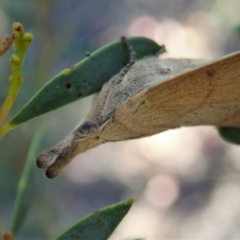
left=218, top=127, right=240, bottom=144
left=56, top=199, right=136, bottom=240
left=8, top=37, right=163, bottom=128
left=10, top=126, right=47, bottom=235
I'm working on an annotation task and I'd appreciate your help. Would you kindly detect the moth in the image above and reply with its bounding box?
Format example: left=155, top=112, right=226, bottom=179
left=36, top=37, right=240, bottom=178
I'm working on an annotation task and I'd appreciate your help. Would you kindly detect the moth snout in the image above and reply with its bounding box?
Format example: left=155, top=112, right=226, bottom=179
left=35, top=156, right=45, bottom=169
left=36, top=147, right=72, bottom=179
left=44, top=150, right=74, bottom=178
left=36, top=123, right=103, bottom=178
left=45, top=165, right=60, bottom=179
left=35, top=149, right=59, bottom=170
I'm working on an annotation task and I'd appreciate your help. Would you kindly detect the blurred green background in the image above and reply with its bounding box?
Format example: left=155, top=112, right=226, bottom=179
left=1, top=0, right=240, bottom=239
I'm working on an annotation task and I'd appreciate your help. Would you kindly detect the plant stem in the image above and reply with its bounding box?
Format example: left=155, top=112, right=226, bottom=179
left=0, top=22, right=33, bottom=126
left=0, top=123, right=14, bottom=139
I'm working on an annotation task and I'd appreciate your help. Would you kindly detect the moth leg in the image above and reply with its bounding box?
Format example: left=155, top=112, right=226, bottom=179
left=88, top=36, right=137, bottom=120
left=89, top=36, right=138, bottom=123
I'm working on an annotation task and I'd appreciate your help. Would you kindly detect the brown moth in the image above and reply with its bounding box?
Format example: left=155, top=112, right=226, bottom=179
left=0, top=35, right=12, bottom=56
left=36, top=37, right=240, bottom=179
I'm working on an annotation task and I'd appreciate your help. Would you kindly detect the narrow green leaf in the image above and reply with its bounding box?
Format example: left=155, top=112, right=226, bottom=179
left=218, top=127, right=240, bottom=144
left=10, top=126, right=47, bottom=235
left=8, top=37, right=163, bottom=127
left=56, top=199, right=136, bottom=240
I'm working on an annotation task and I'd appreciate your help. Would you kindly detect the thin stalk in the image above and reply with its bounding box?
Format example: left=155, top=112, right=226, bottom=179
left=0, top=23, right=33, bottom=126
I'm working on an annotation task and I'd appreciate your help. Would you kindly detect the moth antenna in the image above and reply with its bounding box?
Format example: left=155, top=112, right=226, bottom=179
left=114, top=36, right=136, bottom=84
left=121, top=36, right=136, bottom=63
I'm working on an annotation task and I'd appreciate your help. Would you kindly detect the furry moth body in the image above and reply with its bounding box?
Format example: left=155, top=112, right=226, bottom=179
left=36, top=41, right=240, bottom=178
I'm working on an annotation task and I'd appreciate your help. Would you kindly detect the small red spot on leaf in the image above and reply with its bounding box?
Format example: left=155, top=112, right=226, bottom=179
left=94, top=210, right=100, bottom=215
left=86, top=52, right=91, bottom=57
left=66, top=83, right=72, bottom=89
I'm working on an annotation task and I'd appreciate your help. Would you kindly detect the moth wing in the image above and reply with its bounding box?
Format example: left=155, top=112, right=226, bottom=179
left=115, top=51, right=240, bottom=137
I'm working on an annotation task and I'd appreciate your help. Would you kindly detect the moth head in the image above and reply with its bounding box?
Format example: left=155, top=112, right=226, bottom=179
left=36, top=120, right=103, bottom=179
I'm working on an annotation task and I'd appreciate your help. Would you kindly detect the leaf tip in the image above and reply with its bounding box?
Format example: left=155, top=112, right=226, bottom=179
left=129, top=198, right=136, bottom=204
